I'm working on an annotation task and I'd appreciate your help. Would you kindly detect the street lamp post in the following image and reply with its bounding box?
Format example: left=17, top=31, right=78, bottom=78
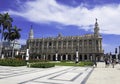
left=66, top=53, right=68, bottom=61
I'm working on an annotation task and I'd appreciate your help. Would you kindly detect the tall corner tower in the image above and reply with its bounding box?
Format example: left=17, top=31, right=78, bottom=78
left=29, top=25, right=34, bottom=39
left=94, top=18, right=100, bottom=36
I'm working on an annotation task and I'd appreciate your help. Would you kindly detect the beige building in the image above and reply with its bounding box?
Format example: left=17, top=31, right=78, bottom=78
left=0, top=41, right=20, bottom=58
left=27, top=19, right=104, bottom=61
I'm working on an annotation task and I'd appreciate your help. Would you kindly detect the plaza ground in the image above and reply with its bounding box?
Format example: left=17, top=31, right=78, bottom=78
left=0, top=62, right=120, bottom=84
left=86, top=62, right=120, bottom=84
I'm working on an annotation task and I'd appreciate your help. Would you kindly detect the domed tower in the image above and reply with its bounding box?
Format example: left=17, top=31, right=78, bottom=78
left=94, top=18, right=100, bottom=36
left=29, top=25, right=34, bottom=39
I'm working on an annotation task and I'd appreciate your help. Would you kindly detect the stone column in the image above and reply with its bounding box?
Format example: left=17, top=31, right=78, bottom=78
left=56, top=53, right=58, bottom=61
left=90, top=55, right=93, bottom=61
left=66, top=54, right=68, bottom=61
left=51, top=55, right=53, bottom=61
left=44, top=54, right=45, bottom=60
left=82, top=40, right=84, bottom=53
left=87, top=40, right=89, bottom=53
left=61, top=40, right=63, bottom=54
left=82, top=54, right=84, bottom=61
left=46, top=55, right=48, bottom=60
left=92, top=54, right=95, bottom=61
left=66, top=40, right=68, bottom=53
left=42, top=38, right=44, bottom=54
left=51, top=41, right=54, bottom=53
left=56, top=40, right=58, bottom=50
left=87, top=54, right=89, bottom=61
left=1, top=54, right=4, bottom=59
left=98, top=39, right=101, bottom=52
left=100, top=40, right=102, bottom=52
left=71, top=54, right=73, bottom=61
left=22, top=55, right=24, bottom=59
left=77, top=39, right=79, bottom=51
left=71, top=38, right=73, bottom=53
left=94, top=40, right=97, bottom=52
left=61, top=55, right=63, bottom=61
left=92, top=39, right=94, bottom=53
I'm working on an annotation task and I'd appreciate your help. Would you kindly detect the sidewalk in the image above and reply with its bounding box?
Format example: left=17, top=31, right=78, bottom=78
left=86, top=62, right=120, bottom=84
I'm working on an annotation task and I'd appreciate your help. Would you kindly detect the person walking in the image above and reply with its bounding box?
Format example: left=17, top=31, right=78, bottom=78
left=112, top=58, right=116, bottom=68
left=104, top=57, right=109, bottom=68
left=93, top=60, right=97, bottom=68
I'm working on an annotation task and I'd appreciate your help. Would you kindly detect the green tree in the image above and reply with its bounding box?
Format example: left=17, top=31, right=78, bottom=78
left=0, top=13, right=13, bottom=57
left=0, top=13, right=13, bottom=40
left=5, top=26, right=21, bottom=58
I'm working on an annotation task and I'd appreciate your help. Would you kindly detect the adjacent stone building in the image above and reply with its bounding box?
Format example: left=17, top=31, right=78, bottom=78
left=27, top=19, right=104, bottom=61
left=0, top=41, right=20, bottom=58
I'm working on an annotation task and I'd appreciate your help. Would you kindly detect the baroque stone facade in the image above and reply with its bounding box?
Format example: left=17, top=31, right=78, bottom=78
left=27, top=19, right=104, bottom=61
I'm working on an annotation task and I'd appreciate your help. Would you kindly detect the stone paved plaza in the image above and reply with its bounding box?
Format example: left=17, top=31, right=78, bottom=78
left=86, top=62, right=120, bottom=84
left=0, top=62, right=120, bottom=84
left=0, top=66, right=93, bottom=84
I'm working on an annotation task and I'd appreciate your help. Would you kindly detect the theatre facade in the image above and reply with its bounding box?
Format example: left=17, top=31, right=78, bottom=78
left=27, top=19, right=104, bottom=61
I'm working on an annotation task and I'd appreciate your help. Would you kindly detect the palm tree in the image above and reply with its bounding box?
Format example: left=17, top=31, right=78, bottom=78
left=7, top=26, right=21, bottom=58
left=0, top=13, right=13, bottom=40
left=0, top=13, right=13, bottom=58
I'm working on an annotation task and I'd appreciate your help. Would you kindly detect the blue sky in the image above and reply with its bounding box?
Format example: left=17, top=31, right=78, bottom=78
left=0, top=0, right=120, bottom=54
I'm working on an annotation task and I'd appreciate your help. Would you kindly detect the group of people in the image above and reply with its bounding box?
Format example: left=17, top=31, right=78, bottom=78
left=92, top=58, right=119, bottom=68
left=104, top=58, right=117, bottom=68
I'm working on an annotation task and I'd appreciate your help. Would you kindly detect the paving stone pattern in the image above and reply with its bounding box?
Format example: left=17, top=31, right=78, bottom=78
left=0, top=66, right=93, bottom=84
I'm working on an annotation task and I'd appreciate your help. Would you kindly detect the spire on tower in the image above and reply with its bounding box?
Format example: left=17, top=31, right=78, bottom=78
left=96, top=18, right=97, bottom=22
left=95, top=18, right=98, bottom=27
left=94, top=18, right=99, bottom=36
left=29, top=25, right=34, bottom=39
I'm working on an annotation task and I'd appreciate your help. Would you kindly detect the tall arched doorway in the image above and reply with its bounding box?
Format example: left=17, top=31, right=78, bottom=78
left=73, top=54, right=76, bottom=60
left=58, top=55, right=61, bottom=61
left=84, top=55, right=87, bottom=60
left=79, top=55, right=82, bottom=61
left=53, top=55, right=56, bottom=61
left=68, top=55, right=71, bottom=61
left=48, top=55, right=51, bottom=61
left=63, top=55, right=66, bottom=60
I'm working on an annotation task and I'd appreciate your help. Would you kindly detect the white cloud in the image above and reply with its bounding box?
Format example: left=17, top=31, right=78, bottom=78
left=8, top=0, right=120, bottom=35
left=18, top=39, right=26, bottom=45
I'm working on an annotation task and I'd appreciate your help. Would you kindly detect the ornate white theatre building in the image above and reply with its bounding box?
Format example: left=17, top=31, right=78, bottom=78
left=27, top=19, right=104, bottom=61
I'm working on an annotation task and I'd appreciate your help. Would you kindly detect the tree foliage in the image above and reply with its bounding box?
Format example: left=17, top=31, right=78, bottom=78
left=0, top=12, right=21, bottom=58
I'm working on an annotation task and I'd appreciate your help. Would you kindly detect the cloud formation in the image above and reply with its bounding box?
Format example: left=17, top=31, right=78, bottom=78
left=8, top=0, right=120, bottom=35
left=18, top=39, right=26, bottom=45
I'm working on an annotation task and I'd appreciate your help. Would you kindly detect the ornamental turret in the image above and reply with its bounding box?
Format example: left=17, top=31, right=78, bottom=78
left=29, top=25, right=34, bottom=39
left=94, top=18, right=100, bottom=36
